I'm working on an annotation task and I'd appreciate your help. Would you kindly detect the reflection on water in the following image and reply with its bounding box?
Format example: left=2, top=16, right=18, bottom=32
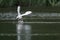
left=0, top=20, right=60, bottom=40
left=16, top=20, right=31, bottom=40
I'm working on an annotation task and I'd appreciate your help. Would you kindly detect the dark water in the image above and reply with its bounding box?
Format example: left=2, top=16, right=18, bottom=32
left=0, top=12, right=60, bottom=40
left=0, top=20, right=60, bottom=40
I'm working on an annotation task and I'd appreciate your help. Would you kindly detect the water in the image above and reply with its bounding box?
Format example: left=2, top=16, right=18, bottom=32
left=0, top=12, right=60, bottom=40
left=0, top=21, right=60, bottom=40
left=0, top=12, right=60, bottom=20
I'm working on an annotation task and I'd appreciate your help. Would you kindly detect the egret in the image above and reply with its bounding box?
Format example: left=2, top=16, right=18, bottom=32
left=16, top=6, right=32, bottom=20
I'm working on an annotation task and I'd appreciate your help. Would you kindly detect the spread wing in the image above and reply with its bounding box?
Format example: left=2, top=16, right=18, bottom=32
left=17, top=6, right=21, bottom=15
left=21, top=11, right=32, bottom=16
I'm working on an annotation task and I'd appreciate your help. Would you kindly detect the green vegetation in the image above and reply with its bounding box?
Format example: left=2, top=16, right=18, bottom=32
left=0, top=0, right=60, bottom=7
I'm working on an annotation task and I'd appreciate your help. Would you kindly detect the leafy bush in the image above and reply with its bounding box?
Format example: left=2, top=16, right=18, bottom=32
left=0, top=0, right=60, bottom=7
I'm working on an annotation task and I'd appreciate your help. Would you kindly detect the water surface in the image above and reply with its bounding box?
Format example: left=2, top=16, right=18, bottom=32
left=0, top=12, right=60, bottom=40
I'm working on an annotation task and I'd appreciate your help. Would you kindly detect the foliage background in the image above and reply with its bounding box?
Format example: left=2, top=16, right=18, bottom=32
left=0, top=0, right=60, bottom=7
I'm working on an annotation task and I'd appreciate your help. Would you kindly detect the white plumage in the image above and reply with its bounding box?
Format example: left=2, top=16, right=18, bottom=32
left=16, top=6, right=32, bottom=19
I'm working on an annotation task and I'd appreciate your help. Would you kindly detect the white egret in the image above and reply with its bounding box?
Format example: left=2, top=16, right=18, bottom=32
left=16, top=6, right=32, bottom=20
left=16, top=6, right=32, bottom=40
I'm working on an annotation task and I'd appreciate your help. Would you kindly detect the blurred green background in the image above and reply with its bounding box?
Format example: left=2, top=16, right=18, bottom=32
left=0, top=0, right=60, bottom=7
left=0, top=0, right=60, bottom=12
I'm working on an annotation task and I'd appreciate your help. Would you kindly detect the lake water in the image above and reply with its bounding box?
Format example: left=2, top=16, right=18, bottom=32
left=0, top=12, right=60, bottom=40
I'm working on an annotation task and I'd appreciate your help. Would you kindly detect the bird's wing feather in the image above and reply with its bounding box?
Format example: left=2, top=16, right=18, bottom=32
left=21, top=11, right=32, bottom=16
left=17, top=6, right=21, bottom=15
